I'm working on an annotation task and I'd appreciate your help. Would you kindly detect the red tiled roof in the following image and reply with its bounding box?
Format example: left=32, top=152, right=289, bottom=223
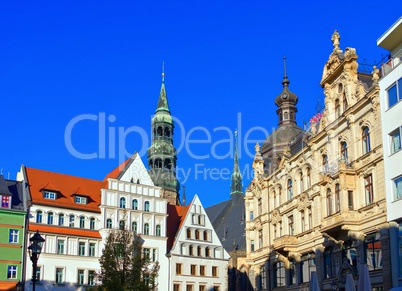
left=166, top=204, right=190, bottom=250
left=29, top=223, right=101, bottom=238
left=25, top=167, right=105, bottom=213
left=103, top=156, right=133, bottom=181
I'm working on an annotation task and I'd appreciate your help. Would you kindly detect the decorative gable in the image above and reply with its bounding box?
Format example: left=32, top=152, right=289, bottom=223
left=115, top=154, right=154, bottom=186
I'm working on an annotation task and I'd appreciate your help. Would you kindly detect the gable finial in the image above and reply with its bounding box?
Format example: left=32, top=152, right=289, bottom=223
left=331, top=30, right=341, bottom=51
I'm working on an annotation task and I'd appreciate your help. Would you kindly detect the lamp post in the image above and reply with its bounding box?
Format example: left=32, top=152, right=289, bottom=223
left=28, top=230, right=45, bottom=291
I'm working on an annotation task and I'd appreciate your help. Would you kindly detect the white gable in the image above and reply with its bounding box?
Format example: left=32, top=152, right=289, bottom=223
left=118, top=154, right=154, bottom=186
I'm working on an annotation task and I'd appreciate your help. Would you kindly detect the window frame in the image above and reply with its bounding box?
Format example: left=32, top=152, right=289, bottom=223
left=9, top=229, right=19, bottom=243
left=7, top=265, right=17, bottom=279
left=362, top=126, right=371, bottom=155
left=387, top=77, right=402, bottom=108
left=364, top=175, right=374, bottom=205
left=393, top=175, right=402, bottom=201
left=389, top=126, right=402, bottom=155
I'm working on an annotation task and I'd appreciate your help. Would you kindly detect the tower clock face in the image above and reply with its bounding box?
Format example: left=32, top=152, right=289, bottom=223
left=282, top=93, right=288, bottom=99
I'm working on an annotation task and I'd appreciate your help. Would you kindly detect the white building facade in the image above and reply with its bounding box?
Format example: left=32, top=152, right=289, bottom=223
left=377, top=16, right=402, bottom=289
left=168, top=195, right=230, bottom=291
left=100, top=153, right=169, bottom=288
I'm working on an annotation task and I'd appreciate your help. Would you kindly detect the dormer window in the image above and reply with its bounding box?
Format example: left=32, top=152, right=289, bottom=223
left=44, top=191, right=56, bottom=199
left=75, top=196, right=87, bottom=204
left=1, top=195, right=11, bottom=208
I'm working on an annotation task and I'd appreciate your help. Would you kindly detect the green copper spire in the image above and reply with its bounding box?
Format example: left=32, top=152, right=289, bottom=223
left=148, top=67, right=180, bottom=205
left=230, top=130, right=243, bottom=195
left=156, top=63, right=170, bottom=113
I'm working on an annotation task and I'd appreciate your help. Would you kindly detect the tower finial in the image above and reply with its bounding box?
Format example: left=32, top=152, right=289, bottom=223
left=162, top=61, right=165, bottom=82
left=282, top=56, right=290, bottom=87
left=283, top=56, right=287, bottom=78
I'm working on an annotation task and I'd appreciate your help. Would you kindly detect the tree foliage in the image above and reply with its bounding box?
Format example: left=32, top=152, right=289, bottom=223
left=97, top=229, right=160, bottom=291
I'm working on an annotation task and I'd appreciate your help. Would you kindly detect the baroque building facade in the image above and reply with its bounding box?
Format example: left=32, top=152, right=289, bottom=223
left=244, top=31, right=389, bottom=290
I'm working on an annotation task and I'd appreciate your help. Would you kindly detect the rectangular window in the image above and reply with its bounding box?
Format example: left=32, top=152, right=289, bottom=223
left=88, top=270, right=95, bottom=286
left=364, top=175, right=374, bottom=205
left=200, top=265, right=205, bottom=276
left=387, top=78, right=402, bottom=108
left=199, top=285, right=206, bottom=291
left=250, top=240, right=255, bottom=252
left=389, top=127, right=402, bottom=154
left=274, top=262, right=285, bottom=287
left=212, top=266, right=218, bottom=277
left=2, top=195, right=10, bottom=208
left=364, top=233, right=382, bottom=270
left=44, top=191, right=56, bottom=199
left=56, top=268, right=64, bottom=284
left=398, top=223, right=402, bottom=275
left=393, top=176, right=402, bottom=201
left=176, top=263, right=182, bottom=275
left=7, top=265, right=17, bottom=279
left=186, top=285, right=193, bottom=291
left=79, top=242, right=86, bottom=256
left=9, top=229, right=19, bottom=243
left=258, top=198, right=262, bottom=215
left=173, top=284, right=181, bottom=291
left=289, top=260, right=296, bottom=285
left=301, top=254, right=316, bottom=283
left=77, top=269, right=85, bottom=285
left=308, top=207, right=312, bottom=229
left=190, top=264, right=196, bottom=275
left=69, top=215, right=75, bottom=227
left=288, top=215, right=294, bottom=235
left=259, top=230, right=263, bottom=249
left=250, top=211, right=254, bottom=221
left=144, top=248, right=150, bottom=260
left=57, top=240, right=65, bottom=254
left=348, top=191, right=354, bottom=210
left=89, top=243, right=96, bottom=257
left=324, top=248, right=335, bottom=279
left=75, top=196, right=87, bottom=204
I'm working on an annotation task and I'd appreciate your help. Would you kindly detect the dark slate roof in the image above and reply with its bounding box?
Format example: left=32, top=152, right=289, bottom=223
left=0, top=176, right=25, bottom=210
left=205, top=193, right=246, bottom=253
left=0, top=175, right=13, bottom=196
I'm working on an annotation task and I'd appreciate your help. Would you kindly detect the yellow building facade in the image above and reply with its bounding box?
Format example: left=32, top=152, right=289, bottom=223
left=244, top=31, right=390, bottom=290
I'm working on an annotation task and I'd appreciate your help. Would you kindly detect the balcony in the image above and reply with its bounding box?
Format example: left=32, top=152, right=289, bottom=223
left=273, top=235, right=298, bottom=253
left=320, top=211, right=360, bottom=234
left=380, top=55, right=402, bottom=78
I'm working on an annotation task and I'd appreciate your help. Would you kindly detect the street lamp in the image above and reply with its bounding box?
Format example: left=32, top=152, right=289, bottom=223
left=28, top=230, right=45, bottom=291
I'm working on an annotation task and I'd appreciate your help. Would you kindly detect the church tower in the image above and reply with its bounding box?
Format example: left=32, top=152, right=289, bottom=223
left=230, top=130, right=243, bottom=197
left=147, top=70, right=180, bottom=205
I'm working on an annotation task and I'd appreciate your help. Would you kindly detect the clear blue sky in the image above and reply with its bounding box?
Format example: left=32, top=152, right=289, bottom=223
left=0, top=1, right=399, bottom=207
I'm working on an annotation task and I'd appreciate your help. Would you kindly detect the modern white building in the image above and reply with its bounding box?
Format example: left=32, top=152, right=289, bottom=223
left=167, top=194, right=229, bottom=291
left=18, top=166, right=104, bottom=290
left=377, top=16, right=402, bottom=290
left=100, top=153, right=169, bottom=288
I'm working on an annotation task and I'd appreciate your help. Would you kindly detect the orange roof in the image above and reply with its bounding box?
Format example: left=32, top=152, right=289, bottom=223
left=25, top=167, right=105, bottom=213
left=0, top=281, right=20, bottom=290
left=29, top=223, right=101, bottom=238
left=103, top=156, right=133, bottom=181
left=166, top=204, right=190, bottom=250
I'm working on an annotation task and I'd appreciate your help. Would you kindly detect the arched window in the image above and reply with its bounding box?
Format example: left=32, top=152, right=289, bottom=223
left=144, top=223, right=150, bottom=235
left=278, top=187, right=282, bottom=205
left=341, top=142, right=348, bottom=164
left=106, top=219, right=112, bottom=229
left=197, top=246, right=202, bottom=256
left=306, top=168, right=311, bottom=188
left=327, top=189, right=333, bottom=216
left=335, top=184, right=341, bottom=213
left=36, top=211, right=43, bottom=223
left=119, top=197, right=126, bottom=208
left=323, top=155, right=329, bottom=172
left=90, top=217, right=95, bottom=230
left=187, top=229, right=191, bottom=239
left=189, top=245, right=194, bottom=256
left=343, top=92, right=348, bottom=111
left=335, top=99, right=340, bottom=118
left=287, top=179, right=293, bottom=200
left=299, top=172, right=304, bottom=194
left=205, top=247, right=211, bottom=257
left=157, top=126, right=163, bottom=136
left=203, top=230, right=208, bottom=241
left=119, top=220, right=125, bottom=230
left=261, top=265, right=267, bottom=289
left=195, top=230, right=200, bottom=240
left=69, top=215, right=75, bottom=227
left=156, top=225, right=161, bottom=237
left=132, top=199, right=138, bottom=210
left=58, top=214, right=64, bottom=226
left=144, top=201, right=150, bottom=212
left=80, top=216, right=85, bottom=228
left=273, top=190, right=277, bottom=208
left=362, top=127, right=371, bottom=154
left=132, top=222, right=137, bottom=233
left=47, top=212, right=54, bottom=224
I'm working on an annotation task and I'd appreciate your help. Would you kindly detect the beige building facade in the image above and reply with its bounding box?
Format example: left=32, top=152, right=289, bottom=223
left=244, top=31, right=390, bottom=290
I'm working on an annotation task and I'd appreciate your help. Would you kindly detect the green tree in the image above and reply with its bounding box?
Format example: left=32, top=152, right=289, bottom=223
left=98, top=229, right=159, bottom=291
